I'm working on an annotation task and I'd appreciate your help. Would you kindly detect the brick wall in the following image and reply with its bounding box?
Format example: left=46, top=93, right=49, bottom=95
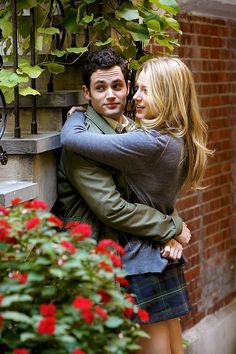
left=174, top=14, right=236, bottom=329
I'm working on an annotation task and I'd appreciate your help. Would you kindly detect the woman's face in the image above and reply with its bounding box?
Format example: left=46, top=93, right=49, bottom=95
left=133, top=70, right=153, bottom=121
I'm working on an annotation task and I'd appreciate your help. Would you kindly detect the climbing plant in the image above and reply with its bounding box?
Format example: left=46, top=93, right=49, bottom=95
left=0, top=0, right=182, bottom=103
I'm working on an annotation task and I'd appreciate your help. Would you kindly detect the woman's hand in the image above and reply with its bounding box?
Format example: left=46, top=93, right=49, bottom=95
left=160, top=239, right=183, bottom=261
left=174, top=222, right=191, bottom=246
left=67, top=106, right=86, bottom=117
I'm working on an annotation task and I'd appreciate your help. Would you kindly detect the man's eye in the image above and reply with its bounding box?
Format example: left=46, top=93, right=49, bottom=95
left=96, top=86, right=104, bottom=91
left=113, top=84, right=122, bottom=90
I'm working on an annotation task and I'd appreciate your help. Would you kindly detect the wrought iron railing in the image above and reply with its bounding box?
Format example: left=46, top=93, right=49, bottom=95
left=0, top=87, right=8, bottom=165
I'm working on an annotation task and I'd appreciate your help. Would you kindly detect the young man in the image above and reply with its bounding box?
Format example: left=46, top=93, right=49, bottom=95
left=53, top=48, right=190, bottom=250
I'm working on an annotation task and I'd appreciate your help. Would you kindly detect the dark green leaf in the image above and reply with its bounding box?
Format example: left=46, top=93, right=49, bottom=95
left=116, top=2, right=139, bottom=21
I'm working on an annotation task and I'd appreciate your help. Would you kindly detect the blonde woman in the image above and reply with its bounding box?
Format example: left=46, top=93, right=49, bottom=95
left=61, top=57, right=212, bottom=354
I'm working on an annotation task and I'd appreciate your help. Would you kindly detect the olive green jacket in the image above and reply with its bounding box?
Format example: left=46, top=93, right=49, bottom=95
left=52, top=106, right=182, bottom=242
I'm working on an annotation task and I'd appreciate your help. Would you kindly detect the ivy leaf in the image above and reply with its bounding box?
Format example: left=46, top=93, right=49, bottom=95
left=0, top=88, right=14, bottom=104
left=150, top=0, right=179, bottom=15
left=37, top=27, right=60, bottom=36
left=45, top=63, right=65, bottom=75
left=116, top=2, right=139, bottom=21
left=81, top=14, right=94, bottom=24
left=18, top=64, right=44, bottom=79
left=63, top=8, right=78, bottom=33
left=122, top=46, right=137, bottom=60
left=164, top=17, right=182, bottom=33
left=146, top=19, right=161, bottom=32
left=66, top=47, right=88, bottom=54
left=125, top=22, right=149, bottom=43
left=0, top=15, right=12, bottom=38
left=36, top=35, right=43, bottom=51
left=17, top=0, right=37, bottom=10
left=51, top=49, right=67, bottom=57
left=19, top=87, right=40, bottom=96
left=105, top=316, right=123, bottom=328
left=95, top=38, right=113, bottom=47
left=84, top=0, right=97, bottom=3
left=2, top=311, right=32, bottom=324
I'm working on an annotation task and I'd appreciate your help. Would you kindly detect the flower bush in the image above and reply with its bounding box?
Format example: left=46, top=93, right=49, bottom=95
left=0, top=198, right=149, bottom=354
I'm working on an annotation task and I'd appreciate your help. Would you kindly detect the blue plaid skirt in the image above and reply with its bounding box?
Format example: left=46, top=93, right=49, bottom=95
left=125, top=262, right=191, bottom=324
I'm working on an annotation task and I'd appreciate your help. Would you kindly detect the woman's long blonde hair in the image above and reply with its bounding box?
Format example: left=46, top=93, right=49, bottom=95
left=137, top=57, right=213, bottom=191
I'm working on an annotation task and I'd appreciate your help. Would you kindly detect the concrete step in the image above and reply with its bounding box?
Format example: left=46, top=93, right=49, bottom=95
left=0, top=180, right=38, bottom=207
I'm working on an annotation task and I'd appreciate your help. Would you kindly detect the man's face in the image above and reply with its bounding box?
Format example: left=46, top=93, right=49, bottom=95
left=82, top=66, right=130, bottom=122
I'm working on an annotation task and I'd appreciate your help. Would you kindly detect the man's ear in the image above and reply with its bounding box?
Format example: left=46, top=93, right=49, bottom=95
left=82, top=85, right=91, bottom=101
left=127, top=80, right=131, bottom=95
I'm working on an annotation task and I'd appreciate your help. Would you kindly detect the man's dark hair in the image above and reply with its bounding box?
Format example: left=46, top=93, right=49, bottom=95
left=82, top=48, right=129, bottom=89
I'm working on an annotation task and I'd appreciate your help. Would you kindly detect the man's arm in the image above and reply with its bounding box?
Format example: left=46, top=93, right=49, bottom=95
left=62, top=149, right=183, bottom=243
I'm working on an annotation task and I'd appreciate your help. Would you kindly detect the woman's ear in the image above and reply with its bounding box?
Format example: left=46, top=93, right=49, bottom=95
left=82, top=85, right=91, bottom=101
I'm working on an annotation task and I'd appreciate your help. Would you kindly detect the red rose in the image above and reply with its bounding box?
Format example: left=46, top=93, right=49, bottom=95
left=48, top=215, right=63, bottom=228
left=73, top=348, right=86, bottom=354
left=115, top=276, right=129, bottom=286
left=98, top=261, right=113, bottom=272
left=95, top=305, right=108, bottom=321
left=11, top=197, right=22, bottom=206
left=109, top=253, right=122, bottom=267
left=60, top=240, right=76, bottom=254
left=25, top=217, right=40, bottom=230
left=65, top=221, right=80, bottom=229
left=81, top=308, right=94, bottom=324
left=31, top=199, right=48, bottom=210
left=72, top=296, right=93, bottom=310
left=96, top=289, right=111, bottom=303
left=40, top=304, right=56, bottom=317
left=0, top=293, right=3, bottom=304
left=70, top=223, right=92, bottom=239
left=137, top=308, right=149, bottom=322
left=0, top=315, right=3, bottom=329
left=37, top=317, right=55, bottom=335
left=0, top=205, right=9, bottom=216
left=0, top=219, right=11, bottom=228
left=13, top=349, right=29, bottom=354
left=11, top=272, right=28, bottom=284
left=123, top=307, right=134, bottom=318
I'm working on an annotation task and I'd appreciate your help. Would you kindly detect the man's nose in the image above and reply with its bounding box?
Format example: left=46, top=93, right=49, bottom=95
left=106, top=88, right=115, bottom=98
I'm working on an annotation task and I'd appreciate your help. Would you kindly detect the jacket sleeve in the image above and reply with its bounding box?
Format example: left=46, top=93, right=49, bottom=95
left=62, top=149, right=182, bottom=243
left=60, top=112, right=164, bottom=172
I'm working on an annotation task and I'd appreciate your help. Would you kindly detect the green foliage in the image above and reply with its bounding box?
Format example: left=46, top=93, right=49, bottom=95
left=0, top=198, right=149, bottom=353
left=0, top=0, right=182, bottom=102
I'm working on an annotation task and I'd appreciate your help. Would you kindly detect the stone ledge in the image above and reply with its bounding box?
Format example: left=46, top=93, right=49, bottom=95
left=0, top=181, right=38, bottom=207
left=1, top=131, right=61, bottom=154
left=183, top=299, right=236, bottom=354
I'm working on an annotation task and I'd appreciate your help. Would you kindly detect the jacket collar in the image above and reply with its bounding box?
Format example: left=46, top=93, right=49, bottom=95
left=85, top=106, right=116, bottom=134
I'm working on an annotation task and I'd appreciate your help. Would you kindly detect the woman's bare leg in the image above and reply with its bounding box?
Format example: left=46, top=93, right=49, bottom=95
left=167, top=318, right=184, bottom=354
left=136, top=322, right=172, bottom=354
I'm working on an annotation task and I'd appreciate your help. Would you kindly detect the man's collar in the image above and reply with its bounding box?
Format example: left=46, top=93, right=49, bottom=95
left=103, top=115, right=129, bottom=131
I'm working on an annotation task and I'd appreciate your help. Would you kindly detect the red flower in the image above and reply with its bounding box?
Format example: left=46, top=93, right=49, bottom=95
left=65, top=221, right=80, bottom=229
left=13, top=349, right=30, bottom=354
left=123, top=307, right=134, bottom=318
left=0, top=219, right=11, bottom=228
left=31, top=199, right=48, bottom=210
left=60, top=240, right=76, bottom=254
left=96, top=289, right=111, bottom=303
left=73, top=348, right=86, bottom=354
left=40, top=304, right=56, bottom=317
left=0, top=315, right=3, bottom=329
left=11, top=197, right=22, bottom=206
left=0, top=205, right=9, bottom=216
left=98, top=261, right=113, bottom=272
left=48, top=215, right=63, bottom=228
left=72, top=296, right=93, bottom=310
left=95, top=239, right=125, bottom=256
left=25, top=217, right=40, bottom=230
left=95, top=305, right=108, bottom=321
left=0, top=294, right=3, bottom=304
left=81, top=308, right=94, bottom=324
left=109, top=253, right=122, bottom=267
left=115, top=276, right=129, bottom=286
left=11, top=272, right=28, bottom=284
left=37, top=317, right=55, bottom=335
left=125, top=293, right=136, bottom=304
left=0, top=227, right=9, bottom=241
left=70, top=223, right=92, bottom=239
left=137, top=309, right=149, bottom=322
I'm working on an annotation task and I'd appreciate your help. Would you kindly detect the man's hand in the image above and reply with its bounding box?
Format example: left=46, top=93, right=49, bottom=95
left=160, top=239, right=183, bottom=261
left=174, top=222, right=191, bottom=246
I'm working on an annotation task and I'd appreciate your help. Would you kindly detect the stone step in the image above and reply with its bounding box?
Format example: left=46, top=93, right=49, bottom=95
left=0, top=180, right=38, bottom=207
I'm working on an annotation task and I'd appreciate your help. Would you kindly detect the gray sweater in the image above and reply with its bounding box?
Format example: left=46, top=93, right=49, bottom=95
left=61, top=112, right=187, bottom=275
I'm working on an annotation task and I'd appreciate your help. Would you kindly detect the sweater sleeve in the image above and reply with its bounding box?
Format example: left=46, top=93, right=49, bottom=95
left=61, top=112, right=164, bottom=172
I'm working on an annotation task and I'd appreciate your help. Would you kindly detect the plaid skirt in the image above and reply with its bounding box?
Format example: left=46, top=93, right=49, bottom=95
left=125, top=262, right=191, bottom=324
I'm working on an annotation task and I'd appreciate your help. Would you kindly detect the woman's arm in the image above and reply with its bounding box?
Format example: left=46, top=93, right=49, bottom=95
left=61, top=112, right=164, bottom=171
